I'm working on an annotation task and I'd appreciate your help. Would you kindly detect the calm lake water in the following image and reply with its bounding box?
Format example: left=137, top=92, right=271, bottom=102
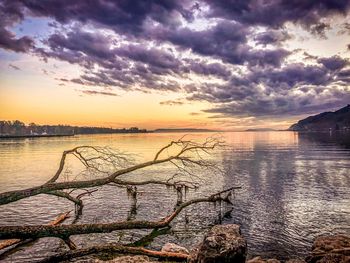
left=0, top=131, right=349, bottom=262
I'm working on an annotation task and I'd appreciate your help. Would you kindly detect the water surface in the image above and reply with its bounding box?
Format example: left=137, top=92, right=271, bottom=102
left=0, top=131, right=349, bottom=261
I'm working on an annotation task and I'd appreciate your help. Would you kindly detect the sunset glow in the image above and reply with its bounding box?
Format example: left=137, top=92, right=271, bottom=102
left=0, top=1, right=349, bottom=130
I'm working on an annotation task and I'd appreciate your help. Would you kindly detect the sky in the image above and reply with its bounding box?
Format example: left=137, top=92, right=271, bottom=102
left=0, top=0, right=349, bottom=130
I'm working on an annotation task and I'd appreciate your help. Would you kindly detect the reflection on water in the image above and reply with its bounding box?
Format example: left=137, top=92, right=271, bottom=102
left=0, top=131, right=349, bottom=261
left=223, top=131, right=350, bottom=259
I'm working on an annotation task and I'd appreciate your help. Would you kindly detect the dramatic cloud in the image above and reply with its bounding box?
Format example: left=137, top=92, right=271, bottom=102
left=310, top=22, right=331, bottom=38
left=0, top=28, right=34, bottom=52
left=318, top=56, right=349, bottom=71
left=204, top=0, right=350, bottom=28
left=0, top=1, right=34, bottom=52
left=1, top=0, right=350, bottom=122
left=188, top=62, right=350, bottom=117
left=254, top=31, right=291, bottom=46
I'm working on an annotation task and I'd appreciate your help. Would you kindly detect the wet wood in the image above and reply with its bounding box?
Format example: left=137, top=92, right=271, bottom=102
left=0, top=211, right=70, bottom=250
left=0, top=193, right=232, bottom=240
left=38, top=243, right=189, bottom=263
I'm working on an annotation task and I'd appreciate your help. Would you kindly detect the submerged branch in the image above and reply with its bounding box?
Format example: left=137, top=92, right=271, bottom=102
left=0, top=191, right=232, bottom=240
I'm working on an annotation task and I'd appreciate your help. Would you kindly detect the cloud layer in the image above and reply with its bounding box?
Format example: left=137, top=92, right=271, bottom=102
left=1, top=0, right=350, bottom=121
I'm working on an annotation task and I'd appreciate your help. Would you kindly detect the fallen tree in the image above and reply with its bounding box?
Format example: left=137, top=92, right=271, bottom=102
left=0, top=211, right=71, bottom=250
left=0, top=137, right=240, bottom=262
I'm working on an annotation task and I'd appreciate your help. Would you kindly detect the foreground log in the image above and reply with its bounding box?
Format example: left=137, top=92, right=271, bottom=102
left=0, top=191, right=236, bottom=240
left=38, top=243, right=190, bottom=263
left=0, top=211, right=71, bottom=250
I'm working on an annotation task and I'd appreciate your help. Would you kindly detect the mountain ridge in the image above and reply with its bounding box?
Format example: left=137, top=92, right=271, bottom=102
left=288, top=105, right=350, bottom=131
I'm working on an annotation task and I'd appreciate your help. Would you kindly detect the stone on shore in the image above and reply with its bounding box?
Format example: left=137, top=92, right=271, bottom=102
left=285, top=259, right=306, bottom=263
left=191, top=224, right=247, bottom=263
left=95, top=255, right=153, bottom=262
left=161, top=242, right=190, bottom=255
left=306, top=234, right=350, bottom=263
left=246, top=256, right=281, bottom=263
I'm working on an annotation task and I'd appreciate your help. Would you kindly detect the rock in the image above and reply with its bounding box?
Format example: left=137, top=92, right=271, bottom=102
left=161, top=242, right=190, bottom=255
left=306, top=234, right=350, bottom=263
left=246, top=256, right=281, bottom=263
left=191, top=224, right=247, bottom=263
left=95, top=255, right=153, bottom=262
left=286, top=259, right=306, bottom=263
left=246, top=256, right=266, bottom=263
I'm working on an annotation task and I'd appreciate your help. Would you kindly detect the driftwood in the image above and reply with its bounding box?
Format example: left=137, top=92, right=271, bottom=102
left=0, top=211, right=71, bottom=250
left=0, top=137, right=240, bottom=262
left=38, top=243, right=190, bottom=263
left=0, top=191, right=236, bottom=240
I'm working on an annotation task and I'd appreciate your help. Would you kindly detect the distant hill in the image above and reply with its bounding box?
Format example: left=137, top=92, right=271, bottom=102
left=288, top=105, right=350, bottom=131
left=154, top=128, right=216, bottom=133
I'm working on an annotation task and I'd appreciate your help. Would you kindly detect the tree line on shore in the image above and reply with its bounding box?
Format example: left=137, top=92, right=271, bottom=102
left=0, top=120, right=148, bottom=136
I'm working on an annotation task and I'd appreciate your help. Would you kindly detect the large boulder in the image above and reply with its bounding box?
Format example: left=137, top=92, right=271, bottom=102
left=161, top=242, right=190, bottom=255
left=306, top=234, right=350, bottom=263
left=191, top=224, right=247, bottom=263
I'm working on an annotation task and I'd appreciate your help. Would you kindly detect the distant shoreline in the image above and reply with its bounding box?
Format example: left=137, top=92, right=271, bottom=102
left=0, top=134, right=75, bottom=139
left=3, top=130, right=347, bottom=139
left=0, top=131, right=152, bottom=139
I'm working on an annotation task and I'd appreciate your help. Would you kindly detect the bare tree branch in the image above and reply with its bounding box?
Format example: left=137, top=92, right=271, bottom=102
left=0, top=137, right=233, bottom=262
left=0, top=211, right=71, bottom=251
left=0, top=138, right=223, bottom=206
left=0, top=189, right=234, bottom=240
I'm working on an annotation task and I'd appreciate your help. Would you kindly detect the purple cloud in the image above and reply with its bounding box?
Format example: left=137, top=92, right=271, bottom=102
left=0, top=0, right=349, bottom=119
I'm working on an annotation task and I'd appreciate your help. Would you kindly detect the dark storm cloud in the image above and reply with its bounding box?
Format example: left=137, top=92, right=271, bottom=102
left=337, top=69, right=350, bottom=83
left=0, top=1, right=34, bottom=52
left=203, top=95, right=350, bottom=118
left=188, top=62, right=350, bottom=117
left=156, top=20, right=290, bottom=67
left=39, top=28, right=236, bottom=90
left=0, top=28, right=34, bottom=52
left=204, top=0, right=350, bottom=28
left=162, top=20, right=247, bottom=64
left=7, top=0, right=349, bottom=36
left=310, top=22, right=331, bottom=38
left=115, top=44, right=182, bottom=74
left=16, top=0, right=193, bottom=34
left=318, top=56, right=349, bottom=71
left=184, top=60, right=231, bottom=80
left=254, top=31, right=291, bottom=46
